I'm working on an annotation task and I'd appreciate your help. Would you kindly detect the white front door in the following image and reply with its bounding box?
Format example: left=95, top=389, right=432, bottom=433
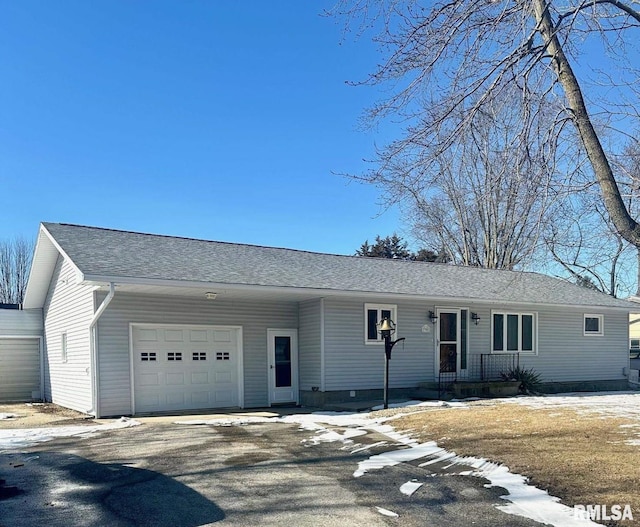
left=437, top=310, right=459, bottom=376
left=435, top=308, right=468, bottom=381
left=267, top=329, right=298, bottom=405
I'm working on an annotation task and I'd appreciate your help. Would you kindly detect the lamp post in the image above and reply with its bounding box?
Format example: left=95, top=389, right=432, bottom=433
left=377, top=318, right=405, bottom=410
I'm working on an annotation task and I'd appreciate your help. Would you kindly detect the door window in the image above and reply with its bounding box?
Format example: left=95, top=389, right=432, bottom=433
left=274, top=336, right=292, bottom=388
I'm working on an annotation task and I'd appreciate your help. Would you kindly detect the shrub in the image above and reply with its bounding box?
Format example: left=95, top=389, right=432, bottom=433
left=500, top=366, right=542, bottom=394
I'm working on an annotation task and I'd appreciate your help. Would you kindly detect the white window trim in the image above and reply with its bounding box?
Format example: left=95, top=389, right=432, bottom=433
left=584, top=314, right=604, bottom=336
left=61, top=332, right=68, bottom=363
left=491, top=311, right=537, bottom=354
left=364, top=303, right=397, bottom=345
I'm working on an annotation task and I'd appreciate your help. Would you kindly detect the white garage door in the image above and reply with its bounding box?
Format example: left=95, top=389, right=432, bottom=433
left=0, top=338, right=41, bottom=402
left=132, top=325, right=242, bottom=413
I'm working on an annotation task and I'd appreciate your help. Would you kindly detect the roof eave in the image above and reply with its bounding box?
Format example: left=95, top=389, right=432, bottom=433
left=22, top=223, right=84, bottom=309
left=81, top=274, right=635, bottom=311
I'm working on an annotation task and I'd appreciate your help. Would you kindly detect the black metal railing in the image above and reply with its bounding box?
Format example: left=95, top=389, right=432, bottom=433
left=438, top=348, right=457, bottom=397
left=438, top=352, right=521, bottom=396
left=468, top=353, right=520, bottom=381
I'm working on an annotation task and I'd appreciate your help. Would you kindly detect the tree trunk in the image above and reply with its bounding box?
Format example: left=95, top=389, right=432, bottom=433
left=532, top=0, right=640, bottom=246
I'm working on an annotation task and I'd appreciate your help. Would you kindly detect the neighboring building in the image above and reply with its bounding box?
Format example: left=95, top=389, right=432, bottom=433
left=0, top=306, right=43, bottom=402
left=8, top=222, right=636, bottom=417
left=628, top=297, right=640, bottom=355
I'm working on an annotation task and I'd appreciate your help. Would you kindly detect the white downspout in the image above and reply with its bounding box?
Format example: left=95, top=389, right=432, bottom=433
left=89, top=282, right=115, bottom=418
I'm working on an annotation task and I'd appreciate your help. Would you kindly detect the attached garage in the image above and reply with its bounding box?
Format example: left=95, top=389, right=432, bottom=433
left=0, top=337, right=42, bottom=402
left=131, top=324, right=243, bottom=413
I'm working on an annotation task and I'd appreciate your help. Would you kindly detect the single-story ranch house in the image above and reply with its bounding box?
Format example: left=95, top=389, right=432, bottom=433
left=0, top=222, right=636, bottom=417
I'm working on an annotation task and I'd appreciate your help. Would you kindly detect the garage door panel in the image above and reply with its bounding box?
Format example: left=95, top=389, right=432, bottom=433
left=164, top=330, right=184, bottom=342
left=0, top=338, right=41, bottom=402
left=166, top=373, right=185, bottom=385
left=138, top=394, right=160, bottom=409
left=190, top=330, right=208, bottom=342
left=215, top=371, right=233, bottom=383
left=214, top=390, right=233, bottom=404
left=138, top=374, right=160, bottom=386
left=137, top=329, right=158, bottom=342
left=133, top=325, right=240, bottom=413
left=191, top=372, right=209, bottom=384
left=213, top=330, right=232, bottom=343
left=192, top=391, right=209, bottom=404
left=167, top=393, right=185, bottom=405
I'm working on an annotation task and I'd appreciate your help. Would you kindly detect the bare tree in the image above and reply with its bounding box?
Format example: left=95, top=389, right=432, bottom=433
left=333, top=0, right=640, bottom=260
left=405, top=88, right=559, bottom=269
left=544, top=201, right=635, bottom=296
left=0, top=237, right=34, bottom=305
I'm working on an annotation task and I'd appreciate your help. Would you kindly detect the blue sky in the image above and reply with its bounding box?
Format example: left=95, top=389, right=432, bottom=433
left=0, top=1, right=403, bottom=254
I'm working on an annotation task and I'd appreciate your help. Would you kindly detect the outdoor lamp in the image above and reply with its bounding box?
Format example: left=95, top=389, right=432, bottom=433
left=377, top=317, right=405, bottom=410
left=378, top=318, right=395, bottom=336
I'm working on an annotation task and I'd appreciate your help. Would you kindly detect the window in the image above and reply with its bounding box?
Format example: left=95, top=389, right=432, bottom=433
left=631, top=339, right=640, bottom=350
left=141, top=352, right=157, bottom=362
left=192, top=352, right=207, bottom=361
left=584, top=314, right=603, bottom=336
left=492, top=312, right=535, bottom=353
left=61, top=333, right=68, bottom=363
left=167, top=352, right=183, bottom=361
left=364, top=304, right=397, bottom=344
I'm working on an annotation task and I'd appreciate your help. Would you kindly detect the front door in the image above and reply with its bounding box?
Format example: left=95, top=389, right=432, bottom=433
left=438, top=310, right=459, bottom=377
left=436, top=309, right=468, bottom=381
left=268, top=329, right=299, bottom=405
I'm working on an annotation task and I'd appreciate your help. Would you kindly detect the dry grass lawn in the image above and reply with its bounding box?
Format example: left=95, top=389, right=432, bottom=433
left=392, top=403, right=640, bottom=525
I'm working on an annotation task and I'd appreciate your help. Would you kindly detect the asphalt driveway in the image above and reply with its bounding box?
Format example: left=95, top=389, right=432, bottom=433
left=0, top=410, right=551, bottom=527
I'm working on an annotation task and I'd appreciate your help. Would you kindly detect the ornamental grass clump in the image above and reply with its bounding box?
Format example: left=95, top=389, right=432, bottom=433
left=500, top=366, right=542, bottom=394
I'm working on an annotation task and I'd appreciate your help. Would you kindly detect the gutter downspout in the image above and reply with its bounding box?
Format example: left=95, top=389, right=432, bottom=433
left=89, top=282, right=115, bottom=418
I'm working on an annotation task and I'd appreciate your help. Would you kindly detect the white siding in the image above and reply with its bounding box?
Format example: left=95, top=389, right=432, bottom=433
left=519, top=306, right=628, bottom=382
left=322, top=299, right=629, bottom=390
left=299, top=299, right=321, bottom=390
left=0, top=338, right=41, bottom=401
left=436, top=303, right=629, bottom=383
left=96, top=293, right=298, bottom=417
left=323, top=298, right=434, bottom=391
left=42, top=256, right=95, bottom=413
left=0, top=309, right=43, bottom=336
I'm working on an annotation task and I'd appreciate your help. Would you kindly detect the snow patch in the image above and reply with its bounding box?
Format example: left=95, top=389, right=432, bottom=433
left=400, top=480, right=423, bottom=496
left=176, top=416, right=276, bottom=426
left=0, top=416, right=141, bottom=451
left=354, top=442, right=442, bottom=477
left=375, top=506, right=399, bottom=517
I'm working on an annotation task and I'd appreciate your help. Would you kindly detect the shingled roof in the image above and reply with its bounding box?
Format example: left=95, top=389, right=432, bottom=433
left=35, top=222, right=635, bottom=309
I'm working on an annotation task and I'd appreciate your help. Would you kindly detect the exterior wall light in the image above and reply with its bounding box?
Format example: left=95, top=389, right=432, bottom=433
left=471, top=312, right=481, bottom=325
left=429, top=311, right=438, bottom=323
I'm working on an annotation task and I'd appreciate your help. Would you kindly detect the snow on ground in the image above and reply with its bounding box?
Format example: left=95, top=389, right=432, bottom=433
left=0, top=413, right=18, bottom=420
left=176, top=393, right=640, bottom=526
left=399, top=480, right=423, bottom=496
left=0, top=417, right=141, bottom=452
left=4, top=392, right=639, bottom=525
left=500, top=391, right=640, bottom=420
